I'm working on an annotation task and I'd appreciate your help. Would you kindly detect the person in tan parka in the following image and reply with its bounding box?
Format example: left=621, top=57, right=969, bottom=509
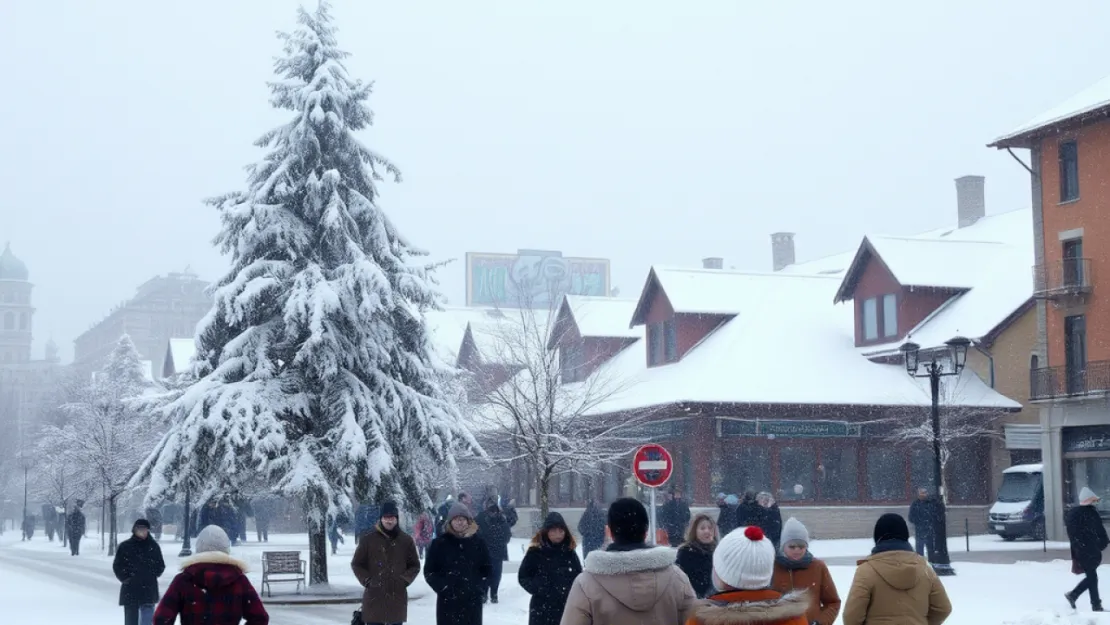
left=559, top=498, right=698, bottom=625
left=842, top=513, right=952, bottom=625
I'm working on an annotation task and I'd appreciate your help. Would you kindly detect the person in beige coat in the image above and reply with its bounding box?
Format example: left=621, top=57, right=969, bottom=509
left=842, top=513, right=952, bottom=625
left=559, top=498, right=697, bottom=625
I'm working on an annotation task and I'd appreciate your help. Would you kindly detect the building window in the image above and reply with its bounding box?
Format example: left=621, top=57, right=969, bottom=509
left=818, top=445, right=858, bottom=501
left=2, top=312, right=12, bottom=330
left=647, top=323, right=662, bottom=365
left=862, top=298, right=878, bottom=340
left=18, top=312, right=27, bottom=331
left=911, top=447, right=936, bottom=493
left=1065, top=314, right=1087, bottom=394
left=663, top=318, right=677, bottom=362
left=882, top=294, right=897, bottom=337
left=561, top=342, right=585, bottom=383
left=779, top=446, right=814, bottom=501
left=1063, top=238, right=1085, bottom=287
left=1060, top=141, right=1079, bottom=202
left=867, top=447, right=906, bottom=500
left=2, top=292, right=11, bottom=303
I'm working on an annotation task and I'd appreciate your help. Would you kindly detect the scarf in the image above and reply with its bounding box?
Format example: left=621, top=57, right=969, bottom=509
left=684, top=540, right=717, bottom=555
left=377, top=522, right=400, bottom=538
left=775, top=552, right=814, bottom=570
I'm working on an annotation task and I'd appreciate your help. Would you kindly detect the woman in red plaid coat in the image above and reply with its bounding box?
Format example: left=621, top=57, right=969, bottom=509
left=153, top=525, right=269, bottom=625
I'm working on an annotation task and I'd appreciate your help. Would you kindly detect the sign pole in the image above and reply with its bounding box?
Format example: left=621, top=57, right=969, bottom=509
left=649, top=487, right=657, bottom=546
left=633, top=443, right=673, bottom=547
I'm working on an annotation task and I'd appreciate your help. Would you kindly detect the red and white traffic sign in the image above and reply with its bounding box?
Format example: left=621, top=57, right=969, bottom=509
left=633, top=444, right=674, bottom=488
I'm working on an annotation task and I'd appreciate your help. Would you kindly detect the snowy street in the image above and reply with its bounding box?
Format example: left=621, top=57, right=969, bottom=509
left=4, top=531, right=1110, bottom=624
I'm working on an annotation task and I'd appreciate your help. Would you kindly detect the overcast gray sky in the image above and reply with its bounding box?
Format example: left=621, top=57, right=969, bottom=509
left=2, top=0, right=1108, bottom=362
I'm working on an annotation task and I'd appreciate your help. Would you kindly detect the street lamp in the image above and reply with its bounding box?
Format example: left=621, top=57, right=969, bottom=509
left=179, top=487, right=193, bottom=558
left=899, top=336, right=971, bottom=577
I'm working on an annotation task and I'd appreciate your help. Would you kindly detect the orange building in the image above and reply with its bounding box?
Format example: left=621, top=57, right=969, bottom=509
left=991, top=75, right=1110, bottom=540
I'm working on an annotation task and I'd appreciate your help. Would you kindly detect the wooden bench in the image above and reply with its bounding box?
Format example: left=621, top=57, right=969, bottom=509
left=261, top=551, right=306, bottom=597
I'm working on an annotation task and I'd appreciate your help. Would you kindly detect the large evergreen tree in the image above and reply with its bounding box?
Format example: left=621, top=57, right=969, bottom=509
left=140, top=1, right=474, bottom=584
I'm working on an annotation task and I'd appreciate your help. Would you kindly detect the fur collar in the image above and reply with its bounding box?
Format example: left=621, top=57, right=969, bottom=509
left=695, top=590, right=809, bottom=625
left=181, top=551, right=249, bottom=573
left=583, top=546, right=676, bottom=575
left=446, top=519, right=479, bottom=539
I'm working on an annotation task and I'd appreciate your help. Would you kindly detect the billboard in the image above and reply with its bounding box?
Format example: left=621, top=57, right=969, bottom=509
left=466, top=250, right=611, bottom=309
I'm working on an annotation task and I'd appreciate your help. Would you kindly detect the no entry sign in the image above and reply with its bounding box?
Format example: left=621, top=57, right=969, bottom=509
left=633, top=444, right=674, bottom=488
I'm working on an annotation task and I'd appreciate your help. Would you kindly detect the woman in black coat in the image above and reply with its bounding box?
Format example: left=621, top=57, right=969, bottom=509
left=757, top=492, right=783, bottom=548
left=425, top=503, right=492, bottom=625
left=675, top=513, right=717, bottom=598
left=1066, top=487, right=1110, bottom=611
left=577, top=500, right=606, bottom=560
left=518, top=512, right=583, bottom=625
left=112, top=519, right=166, bottom=625
left=475, top=499, right=513, bottom=603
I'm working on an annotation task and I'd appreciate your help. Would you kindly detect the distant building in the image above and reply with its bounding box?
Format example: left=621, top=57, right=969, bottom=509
left=0, top=243, right=62, bottom=462
left=73, top=270, right=211, bottom=379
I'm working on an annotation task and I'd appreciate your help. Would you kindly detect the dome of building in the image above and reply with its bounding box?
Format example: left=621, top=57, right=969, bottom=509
left=0, top=242, right=29, bottom=281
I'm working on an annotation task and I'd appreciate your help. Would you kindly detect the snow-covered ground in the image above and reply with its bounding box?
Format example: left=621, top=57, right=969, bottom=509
left=1, top=531, right=1106, bottom=624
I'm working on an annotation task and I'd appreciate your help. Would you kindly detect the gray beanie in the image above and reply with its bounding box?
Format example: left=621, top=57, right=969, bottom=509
left=195, top=525, right=232, bottom=554
left=780, top=517, right=809, bottom=550
left=448, top=502, right=472, bottom=521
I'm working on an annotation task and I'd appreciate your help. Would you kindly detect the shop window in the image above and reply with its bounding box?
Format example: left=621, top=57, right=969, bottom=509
left=867, top=447, right=906, bottom=501
left=911, top=447, right=937, bottom=493
left=682, top=452, right=694, bottom=498
left=948, top=441, right=989, bottom=503
left=1067, top=457, right=1110, bottom=517
left=779, top=447, right=814, bottom=501
left=818, top=445, right=858, bottom=501
left=717, top=445, right=772, bottom=496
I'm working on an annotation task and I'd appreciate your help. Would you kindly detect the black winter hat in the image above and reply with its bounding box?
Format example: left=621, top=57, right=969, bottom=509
left=607, top=498, right=649, bottom=544
left=380, top=501, right=399, bottom=519
left=133, top=518, right=151, bottom=531
left=543, top=512, right=569, bottom=532
left=873, top=512, right=910, bottom=543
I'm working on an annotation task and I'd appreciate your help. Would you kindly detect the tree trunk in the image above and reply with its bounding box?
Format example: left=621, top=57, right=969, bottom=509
left=108, top=494, right=119, bottom=556
left=539, top=467, right=552, bottom=521
left=308, top=527, right=328, bottom=586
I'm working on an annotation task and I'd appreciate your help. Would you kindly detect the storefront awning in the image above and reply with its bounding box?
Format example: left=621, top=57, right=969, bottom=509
left=1005, top=424, right=1042, bottom=450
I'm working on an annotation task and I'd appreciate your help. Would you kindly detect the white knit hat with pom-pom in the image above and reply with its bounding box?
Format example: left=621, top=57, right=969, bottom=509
left=712, top=525, right=776, bottom=590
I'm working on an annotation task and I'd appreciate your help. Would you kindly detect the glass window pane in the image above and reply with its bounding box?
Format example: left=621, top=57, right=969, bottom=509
left=664, top=319, right=678, bottom=362
left=1068, top=457, right=1110, bottom=516
left=818, top=445, right=858, bottom=501
left=863, top=298, right=878, bottom=340
left=867, top=447, right=906, bottom=501
left=911, top=447, right=936, bottom=494
left=779, top=447, right=814, bottom=501
left=949, top=440, right=988, bottom=503
left=716, top=445, right=772, bottom=496
left=883, top=294, right=898, bottom=337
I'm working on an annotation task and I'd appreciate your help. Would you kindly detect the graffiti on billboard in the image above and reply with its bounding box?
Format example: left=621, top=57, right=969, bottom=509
left=466, top=250, right=610, bottom=308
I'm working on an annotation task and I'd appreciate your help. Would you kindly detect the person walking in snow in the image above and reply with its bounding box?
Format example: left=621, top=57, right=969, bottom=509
left=661, top=490, right=692, bottom=547
left=67, top=499, right=87, bottom=556
left=475, top=498, right=512, bottom=604
left=351, top=501, right=421, bottom=625
left=577, top=499, right=606, bottom=560
left=328, top=517, right=345, bottom=555
left=717, top=493, right=739, bottom=537
left=684, top=525, right=810, bottom=625
left=736, top=491, right=762, bottom=528
left=424, top=502, right=491, bottom=625
left=908, top=487, right=935, bottom=558
left=153, top=525, right=269, bottom=625
left=434, top=495, right=454, bottom=537
left=560, top=497, right=697, bottom=625
left=676, top=512, right=718, bottom=598
left=841, top=513, right=951, bottom=625
left=22, top=511, right=35, bottom=540
left=1066, top=486, right=1109, bottom=611
left=757, top=492, right=783, bottom=548
left=771, top=517, right=841, bottom=625
left=413, top=509, right=434, bottom=558
left=113, top=519, right=167, bottom=625
left=518, top=512, right=582, bottom=625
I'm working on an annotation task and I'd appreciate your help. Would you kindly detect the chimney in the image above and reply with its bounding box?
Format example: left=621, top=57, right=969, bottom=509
left=955, top=175, right=985, bottom=228
left=771, top=232, right=795, bottom=271
left=702, top=257, right=724, bottom=270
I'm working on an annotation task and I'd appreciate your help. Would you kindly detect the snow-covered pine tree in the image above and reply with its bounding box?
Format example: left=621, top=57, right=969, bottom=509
left=140, top=1, right=475, bottom=585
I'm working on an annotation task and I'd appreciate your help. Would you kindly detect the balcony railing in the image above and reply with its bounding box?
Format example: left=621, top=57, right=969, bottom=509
left=1030, top=361, right=1110, bottom=400
left=1033, top=258, right=1092, bottom=298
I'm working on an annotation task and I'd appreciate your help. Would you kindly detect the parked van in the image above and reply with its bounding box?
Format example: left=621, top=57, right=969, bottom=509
left=988, top=463, right=1045, bottom=541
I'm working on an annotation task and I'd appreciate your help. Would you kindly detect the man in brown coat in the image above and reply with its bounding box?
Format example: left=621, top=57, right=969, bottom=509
left=842, top=513, right=951, bottom=625
left=351, top=502, right=421, bottom=625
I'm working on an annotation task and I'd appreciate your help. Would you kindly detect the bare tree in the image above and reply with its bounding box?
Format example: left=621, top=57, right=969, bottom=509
left=884, top=373, right=1005, bottom=504
left=39, top=336, right=157, bottom=555
left=470, top=302, right=651, bottom=520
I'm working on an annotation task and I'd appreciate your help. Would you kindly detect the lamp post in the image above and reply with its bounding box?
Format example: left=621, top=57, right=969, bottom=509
left=899, top=336, right=971, bottom=577
left=179, top=487, right=192, bottom=558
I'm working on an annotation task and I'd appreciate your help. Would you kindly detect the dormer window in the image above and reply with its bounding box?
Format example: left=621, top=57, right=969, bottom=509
left=863, top=298, right=879, bottom=340
left=862, top=294, right=898, bottom=342
left=882, top=294, right=898, bottom=337
left=561, top=341, right=586, bottom=383
left=648, top=318, right=679, bottom=366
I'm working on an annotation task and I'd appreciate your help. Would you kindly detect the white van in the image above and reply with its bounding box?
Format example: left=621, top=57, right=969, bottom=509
left=988, top=463, right=1045, bottom=541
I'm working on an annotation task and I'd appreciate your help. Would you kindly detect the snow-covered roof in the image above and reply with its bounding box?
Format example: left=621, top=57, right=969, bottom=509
left=1003, top=463, right=1043, bottom=474
left=562, top=295, right=639, bottom=338
left=582, top=269, right=1020, bottom=414
left=164, top=338, right=197, bottom=378
left=991, top=74, right=1110, bottom=148
left=631, top=266, right=758, bottom=324
left=777, top=250, right=856, bottom=277
left=139, top=360, right=155, bottom=383
left=462, top=310, right=552, bottom=366
left=423, top=307, right=507, bottom=362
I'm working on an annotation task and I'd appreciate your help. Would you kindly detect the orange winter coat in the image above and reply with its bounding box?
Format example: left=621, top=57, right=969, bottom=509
left=686, top=588, right=810, bottom=625
left=771, top=557, right=841, bottom=625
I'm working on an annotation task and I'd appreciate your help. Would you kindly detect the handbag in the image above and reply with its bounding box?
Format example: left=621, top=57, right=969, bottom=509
left=1072, top=559, right=1083, bottom=575
left=351, top=609, right=363, bottom=625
